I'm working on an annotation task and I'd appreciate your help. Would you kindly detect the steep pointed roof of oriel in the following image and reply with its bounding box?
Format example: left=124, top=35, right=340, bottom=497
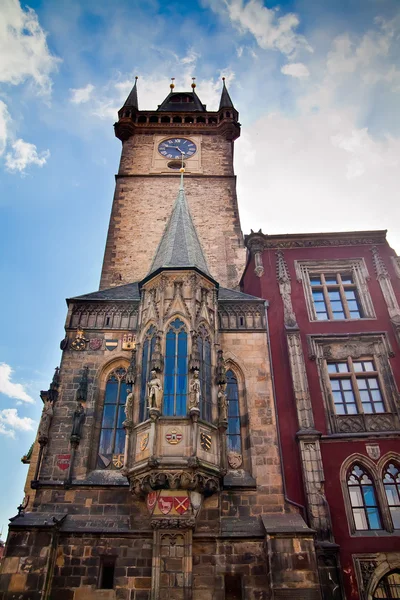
left=219, top=77, right=234, bottom=110
left=123, top=76, right=139, bottom=109
left=146, top=170, right=211, bottom=279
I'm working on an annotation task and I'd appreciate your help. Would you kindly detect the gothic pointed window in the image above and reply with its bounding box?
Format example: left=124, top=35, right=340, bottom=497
left=164, top=318, right=188, bottom=416
left=226, top=370, right=242, bottom=454
left=98, top=367, right=127, bottom=469
left=139, top=325, right=157, bottom=422
left=347, top=464, right=382, bottom=530
left=383, top=463, right=400, bottom=529
left=198, top=325, right=212, bottom=422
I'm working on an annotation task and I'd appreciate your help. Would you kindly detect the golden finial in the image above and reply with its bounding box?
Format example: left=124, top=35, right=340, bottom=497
left=135, top=76, right=138, bottom=81
left=222, top=76, right=226, bottom=82
left=180, top=167, right=185, bottom=172
left=191, top=77, right=196, bottom=90
left=170, top=77, right=175, bottom=90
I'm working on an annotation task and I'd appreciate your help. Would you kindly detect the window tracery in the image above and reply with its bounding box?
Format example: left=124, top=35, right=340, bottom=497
left=98, top=367, right=127, bottom=469
left=226, top=369, right=242, bottom=455
left=347, top=464, right=382, bottom=530
left=164, top=318, right=188, bottom=416
left=383, top=462, right=400, bottom=529
left=139, top=325, right=157, bottom=422
left=197, top=324, right=212, bottom=422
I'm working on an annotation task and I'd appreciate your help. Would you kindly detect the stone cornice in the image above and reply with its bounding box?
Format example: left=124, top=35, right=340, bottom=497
left=245, top=230, right=387, bottom=251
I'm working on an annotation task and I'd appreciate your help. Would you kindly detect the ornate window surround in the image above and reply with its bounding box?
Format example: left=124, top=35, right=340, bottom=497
left=295, top=258, right=376, bottom=322
left=224, top=359, right=251, bottom=474
left=340, top=453, right=400, bottom=536
left=308, top=333, right=400, bottom=435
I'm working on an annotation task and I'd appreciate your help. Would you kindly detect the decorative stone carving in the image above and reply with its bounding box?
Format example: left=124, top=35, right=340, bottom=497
left=70, top=403, right=85, bottom=445
left=218, top=383, right=228, bottom=423
left=151, top=517, right=196, bottom=529
left=189, top=332, right=201, bottom=371
left=129, top=470, right=220, bottom=497
left=188, top=370, right=201, bottom=411
left=124, top=388, right=134, bottom=424
left=227, top=451, right=243, bottom=469
left=337, top=415, right=365, bottom=434
left=286, top=332, right=315, bottom=430
left=147, top=369, right=163, bottom=412
left=218, top=302, right=265, bottom=331
left=360, top=560, right=377, bottom=589
left=49, top=367, right=60, bottom=403
left=366, top=444, right=380, bottom=460
left=71, top=328, right=88, bottom=351
left=276, top=250, right=298, bottom=328
left=70, top=301, right=138, bottom=330
left=371, top=246, right=400, bottom=343
left=216, top=349, right=227, bottom=385
left=38, top=399, right=53, bottom=443
left=76, top=366, right=89, bottom=402
left=151, top=333, right=164, bottom=372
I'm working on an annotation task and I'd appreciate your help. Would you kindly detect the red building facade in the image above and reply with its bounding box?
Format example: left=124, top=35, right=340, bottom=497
left=243, top=230, right=400, bottom=600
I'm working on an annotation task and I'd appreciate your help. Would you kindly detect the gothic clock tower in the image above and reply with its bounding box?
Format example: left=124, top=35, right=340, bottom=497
left=100, top=78, right=246, bottom=291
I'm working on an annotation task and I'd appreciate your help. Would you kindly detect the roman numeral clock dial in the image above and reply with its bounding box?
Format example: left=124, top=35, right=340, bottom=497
left=158, top=138, right=197, bottom=159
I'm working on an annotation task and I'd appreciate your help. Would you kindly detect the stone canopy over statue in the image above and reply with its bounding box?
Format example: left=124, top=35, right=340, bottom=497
left=147, top=370, right=163, bottom=411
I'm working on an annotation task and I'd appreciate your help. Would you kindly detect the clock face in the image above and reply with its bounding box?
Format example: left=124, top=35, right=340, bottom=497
left=158, top=138, right=197, bottom=159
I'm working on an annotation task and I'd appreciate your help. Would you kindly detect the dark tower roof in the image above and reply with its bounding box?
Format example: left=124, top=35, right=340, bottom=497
left=157, top=91, right=206, bottom=112
left=123, top=76, right=139, bottom=109
left=219, top=78, right=234, bottom=110
left=145, top=172, right=212, bottom=281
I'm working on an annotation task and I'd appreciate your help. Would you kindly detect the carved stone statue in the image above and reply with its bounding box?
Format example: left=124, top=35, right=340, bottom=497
left=125, top=388, right=134, bottom=422
left=38, top=399, right=53, bottom=440
left=147, top=370, right=163, bottom=411
left=189, top=370, right=201, bottom=410
left=76, top=366, right=89, bottom=402
left=218, top=384, right=229, bottom=422
left=71, top=403, right=85, bottom=441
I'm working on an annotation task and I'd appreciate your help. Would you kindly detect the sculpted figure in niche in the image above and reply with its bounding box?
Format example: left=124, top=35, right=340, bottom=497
left=71, top=403, right=85, bottom=440
left=147, top=370, right=163, bottom=411
left=218, top=383, right=229, bottom=422
left=38, top=399, right=53, bottom=440
left=189, top=370, right=201, bottom=410
left=125, top=388, right=134, bottom=422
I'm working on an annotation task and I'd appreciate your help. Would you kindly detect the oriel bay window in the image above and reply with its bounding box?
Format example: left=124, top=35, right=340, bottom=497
left=98, top=368, right=127, bottom=469
left=328, top=358, right=385, bottom=416
left=164, top=318, right=188, bottom=416
left=347, top=464, right=382, bottom=530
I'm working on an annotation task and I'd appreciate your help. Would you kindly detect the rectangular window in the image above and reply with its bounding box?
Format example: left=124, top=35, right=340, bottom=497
left=99, top=557, right=116, bottom=589
left=225, top=575, right=242, bottom=600
left=328, top=358, right=385, bottom=415
left=310, top=273, right=362, bottom=320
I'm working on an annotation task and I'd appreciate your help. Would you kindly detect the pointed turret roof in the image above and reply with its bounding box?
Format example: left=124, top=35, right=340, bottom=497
left=123, top=76, right=139, bottom=109
left=219, top=77, right=234, bottom=110
left=157, top=91, right=206, bottom=112
left=144, top=172, right=212, bottom=282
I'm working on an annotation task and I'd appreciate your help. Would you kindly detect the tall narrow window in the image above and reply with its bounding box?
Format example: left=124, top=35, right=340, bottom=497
left=347, top=464, right=382, bottom=530
left=373, top=570, right=400, bottom=599
left=98, top=368, right=127, bottom=469
left=99, top=557, right=116, bottom=589
left=226, top=370, right=242, bottom=455
left=164, top=319, right=188, bottom=416
left=198, top=325, right=212, bottom=422
left=139, top=325, right=157, bottom=422
left=383, top=463, right=400, bottom=529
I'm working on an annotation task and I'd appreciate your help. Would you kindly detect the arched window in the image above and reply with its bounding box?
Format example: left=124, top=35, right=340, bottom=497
left=226, top=370, right=242, bottom=455
left=139, top=325, right=157, bottom=422
left=383, top=463, right=400, bottom=529
left=373, top=570, right=400, bottom=599
left=164, top=318, right=188, bottom=416
left=98, top=367, right=127, bottom=469
left=198, top=325, right=212, bottom=422
left=347, top=464, right=382, bottom=530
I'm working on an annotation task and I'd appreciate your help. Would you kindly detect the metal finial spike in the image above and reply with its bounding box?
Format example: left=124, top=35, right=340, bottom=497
left=222, top=76, right=226, bottom=82
left=135, top=76, right=138, bottom=81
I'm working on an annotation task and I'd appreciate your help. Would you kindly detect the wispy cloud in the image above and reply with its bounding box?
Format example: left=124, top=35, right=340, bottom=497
left=0, top=363, right=35, bottom=404
left=0, top=408, right=35, bottom=438
left=70, top=83, right=95, bottom=104
left=281, top=63, right=310, bottom=78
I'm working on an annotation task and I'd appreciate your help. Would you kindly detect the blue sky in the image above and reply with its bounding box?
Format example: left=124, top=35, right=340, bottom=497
left=0, top=0, right=399, bottom=531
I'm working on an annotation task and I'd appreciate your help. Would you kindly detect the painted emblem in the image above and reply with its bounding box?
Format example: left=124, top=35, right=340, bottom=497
left=105, top=339, right=119, bottom=351
left=228, top=451, right=243, bottom=469
left=166, top=428, right=183, bottom=445
left=122, top=333, right=136, bottom=351
left=89, top=338, right=102, bottom=351
left=140, top=432, right=149, bottom=451
left=98, top=454, right=111, bottom=468
left=56, top=454, right=71, bottom=471
left=71, top=328, right=88, bottom=351
left=158, top=496, right=173, bottom=515
left=366, top=444, right=381, bottom=461
left=112, top=454, right=124, bottom=469
left=174, top=497, right=190, bottom=515
left=147, top=491, right=158, bottom=512
left=200, top=432, right=212, bottom=452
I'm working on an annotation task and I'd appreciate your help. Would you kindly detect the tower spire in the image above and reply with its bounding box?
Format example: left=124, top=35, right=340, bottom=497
left=144, top=171, right=211, bottom=281
left=219, top=77, right=234, bottom=110
left=123, top=76, right=139, bottom=109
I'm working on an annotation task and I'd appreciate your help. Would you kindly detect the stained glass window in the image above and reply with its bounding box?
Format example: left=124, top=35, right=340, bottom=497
left=98, top=367, right=127, bottom=469
left=226, top=370, right=242, bottom=454
left=383, top=463, right=400, bottom=529
left=198, top=325, right=212, bottom=422
left=164, top=318, right=188, bottom=416
left=139, top=325, right=157, bottom=422
left=347, top=464, right=382, bottom=530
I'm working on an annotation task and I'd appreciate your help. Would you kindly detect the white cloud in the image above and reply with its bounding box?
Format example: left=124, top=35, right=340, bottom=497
left=5, top=139, right=50, bottom=173
left=0, top=363, right=34, bottom=403
left=70, top=83, right=95, bottom=104
left=281, top=62, right=310, bottom=78
left=0, top=408, right=35, bottom=438
left=0, top=0, right=60, bottom=94
left=206, top=0, right=312, bottom=57
left=0, top=100, right=10, bottom=156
